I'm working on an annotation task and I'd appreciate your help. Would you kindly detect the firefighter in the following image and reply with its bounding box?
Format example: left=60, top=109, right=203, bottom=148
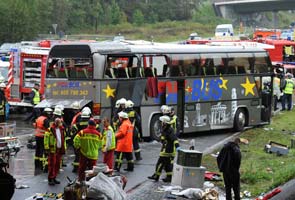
left=125, top=100, right=142, bottom=161
left=281, top=73, right=295, bottom=111
left=148, top=115, right=180, bottom=183
left=33, top=107, right=52, bottom=171
left=112, top=98, right=126, bottom=131
left=25, top=83, right=42, bottom=122
left=101, top=117, right=116, bottom=170
left=0, top=83, right=7, bottom=123
left=74, top=119, right=102, bottom=182
left=44, top=117, right=66, bottom=186
left=114, top=111, right=134, bottom=172
left=71, top=109, right=91, bottom=173
left=70, top=101, right=81, bottom=126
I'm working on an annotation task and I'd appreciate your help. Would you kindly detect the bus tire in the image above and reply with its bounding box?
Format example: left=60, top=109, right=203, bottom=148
left=233, top=108, right=246, bottom=132
left=150, top=114, right=162, bottom=141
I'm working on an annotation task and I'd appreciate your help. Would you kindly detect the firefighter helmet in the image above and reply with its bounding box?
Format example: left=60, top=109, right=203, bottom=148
left=126, top=100, right=134, bottom=108
left=115, top=100, right=121, bottom=108
left=159, top=115, right=170, bottom=124
left=71, top=101, right=80, bottom=110
left=0, top=82, right=6, bottom=88
left=55, top=104, right=64, bottom=111
left=44, top=107, right=53, bottom=113
left=161, top=105, right=170, bottom=114
left=81, top=110, right=91, bottom=118
left=82, top=107, right=91, bottom=115
left=53, top=108, right=62, bottom=116
left=118, top=111, right=128, bottom=119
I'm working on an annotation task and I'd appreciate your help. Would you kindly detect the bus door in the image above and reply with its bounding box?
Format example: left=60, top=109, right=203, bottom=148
left=254, top=53, right=273, bottom=123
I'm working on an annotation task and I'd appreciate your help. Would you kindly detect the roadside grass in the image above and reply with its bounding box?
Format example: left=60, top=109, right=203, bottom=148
left=96, top=21, right=216, bottom=42
left=202, top=110, right=295, bottom=196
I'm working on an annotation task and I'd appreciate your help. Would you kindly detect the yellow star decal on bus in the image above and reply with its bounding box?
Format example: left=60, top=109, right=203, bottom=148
left=219, top=77, right=228, bottom=90
left=103, top=84, right=116, bottom=98
left=241, top=77, right=255, bottom=96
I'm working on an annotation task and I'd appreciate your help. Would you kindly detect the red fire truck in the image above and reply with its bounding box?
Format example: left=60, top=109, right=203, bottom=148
left=7, top=46, right=49, bottom=108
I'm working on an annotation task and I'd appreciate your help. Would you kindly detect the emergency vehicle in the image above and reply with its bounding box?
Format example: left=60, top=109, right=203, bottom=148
left=253, top=28, right=281, bottom=42
left=7, top=46, right=49, bottom=108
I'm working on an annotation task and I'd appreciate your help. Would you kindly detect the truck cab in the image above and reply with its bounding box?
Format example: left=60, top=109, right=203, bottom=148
left=215, top=24, right=234, bottom=37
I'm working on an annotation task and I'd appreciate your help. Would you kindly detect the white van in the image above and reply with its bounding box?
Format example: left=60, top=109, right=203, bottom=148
left=215, top=24, right=234, bottom=37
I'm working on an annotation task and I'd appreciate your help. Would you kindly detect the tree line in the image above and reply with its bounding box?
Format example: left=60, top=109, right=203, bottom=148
left=0, top=0, right=220, bottom=43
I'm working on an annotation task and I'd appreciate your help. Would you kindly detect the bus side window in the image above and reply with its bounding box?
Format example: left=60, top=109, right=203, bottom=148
left=162, top=64, right=168, bottom=77
left=144, top=67, right=156, bottom=77
left=227, top=65, right=237, bottom=74
left=129, top=67, right=139, bottom=78
left=216, top=65, right=225, bottom=75
left=105, top=68, right=116, bottom=78
left=169, top=65, right=181, bottom=76
left=237, top=66, right=246, bottom=74
left=206, top=65, right=216, bottom=76
left=117, top=67, right=129, bottom=78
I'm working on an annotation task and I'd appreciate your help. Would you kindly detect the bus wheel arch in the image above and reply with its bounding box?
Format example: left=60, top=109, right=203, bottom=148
left=233, top=107, right=248, bottom=132
left=150, top=114, right=162, bottom=141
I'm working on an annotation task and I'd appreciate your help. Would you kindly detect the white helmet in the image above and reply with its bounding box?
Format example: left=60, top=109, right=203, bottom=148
left=159, top=115, right=170, bottom=124
left=55, top=104, right=64, bottom=111
left=115, top=99, right=121, bottom=108
left=161, top=105, right=170, bottom=114
left=44, top=107, right=53, bottom=113
left=82, top=107, right=91, bottom=115
left=0, top=82, right=6, bottom=88
left=81, top=110, right=90, bottom=118
left=119, top=98, right=127, bottom=105
left=126, top=100, right=134, bottom=108
left=71, top=101, right=80, bottom=110
left=118, top=111, right=128, bottom=119
left=53, top=108, right=62, bottom=116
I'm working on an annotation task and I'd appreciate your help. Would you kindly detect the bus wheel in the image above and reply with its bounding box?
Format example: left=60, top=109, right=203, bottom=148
left=234, top=108, right=246, bottom=132
left=150, top=114, right=162, bottom=141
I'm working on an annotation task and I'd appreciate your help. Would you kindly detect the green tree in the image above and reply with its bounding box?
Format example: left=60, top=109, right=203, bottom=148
left=133, top=9, right=144, bottom=25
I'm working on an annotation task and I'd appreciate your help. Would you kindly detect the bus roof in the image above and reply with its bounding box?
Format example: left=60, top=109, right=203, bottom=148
left=49, top=41, right=268, bottom=58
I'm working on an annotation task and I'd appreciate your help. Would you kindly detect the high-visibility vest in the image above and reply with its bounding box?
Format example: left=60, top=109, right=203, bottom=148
left=32, top=88, right=40, bottom=105
left=102, top=125, right=116, bottom=151
left=284, top=79, right=294, bottom=94
left=35, top=116, right=47, bottom=137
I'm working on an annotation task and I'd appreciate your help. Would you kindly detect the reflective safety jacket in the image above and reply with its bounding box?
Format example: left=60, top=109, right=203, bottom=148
left=284, top=78, right=295, bottom=94
left=102, top=125, right=116, bottom=151
left=168, top=115, right=177, bottom=131
left=44, top=123, right=66, bottom=154
left=126, top=108, right=141, bottom=128
left=159, top=125, right=179, bottom=157
left=32, top=88, right=40, bottom=105
left=35, top=116, right=49, bottom=138
left=74, top=125, right=102, bottom=160
left=115, top=119, right=133, bottom=152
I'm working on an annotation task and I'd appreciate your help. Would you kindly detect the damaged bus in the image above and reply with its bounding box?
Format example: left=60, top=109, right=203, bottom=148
left=37, top=41, right=273, bottom=140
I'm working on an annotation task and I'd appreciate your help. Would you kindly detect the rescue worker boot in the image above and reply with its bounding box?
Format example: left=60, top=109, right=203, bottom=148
left=162, top=175, right=172, bottom=183
left=53, top=178, right=60, bottom=184
left=124, top=162, right=134, bottom=171
left=148, top=174, right=159, bottom=181
left=48, top=178, right=55, bottom=186
left=135, top=152, right=142, bottom=161
left=72, top=166, right=78, bottom=173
